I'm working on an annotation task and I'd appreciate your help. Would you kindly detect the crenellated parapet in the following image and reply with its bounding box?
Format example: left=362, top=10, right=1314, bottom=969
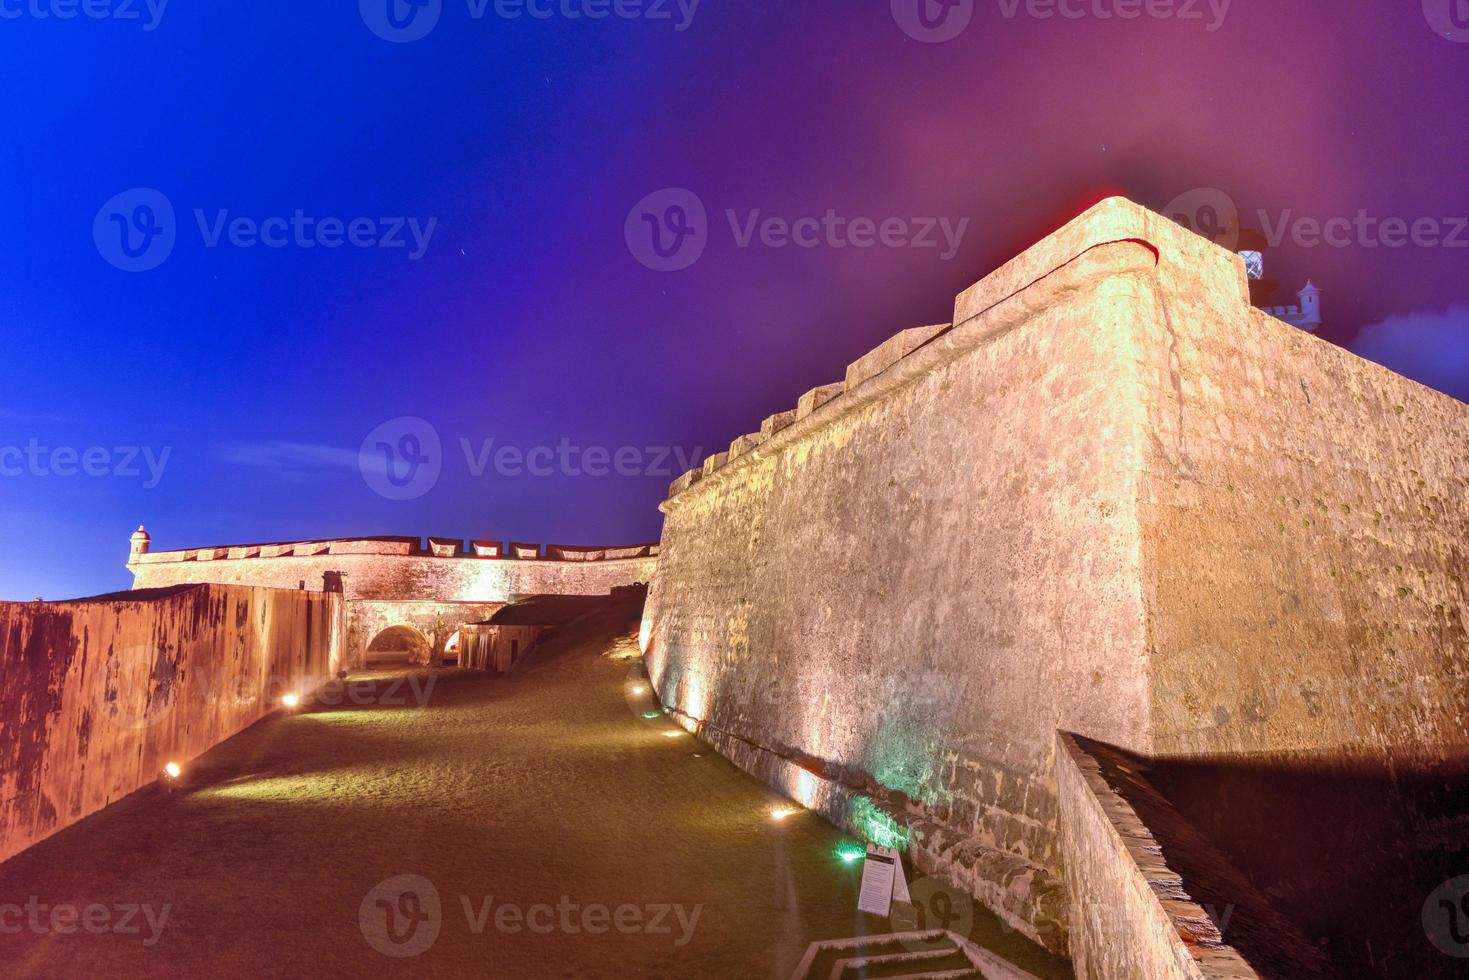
left=664, top=323, right=956, bottom=502
left=129, top=532, right=658, bottom=567
left=127, top=529, right=660, bottom=605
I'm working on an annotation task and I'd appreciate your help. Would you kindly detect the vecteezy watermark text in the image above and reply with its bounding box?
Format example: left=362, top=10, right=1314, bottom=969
left=890, top=0, right=1230, bottom=43
left=1163, top=187, right=1469, bottom=252
left=625, top=188, right=970, bottom=272
left=358, top=874, right=701, bottom=959
left=993, top=0, right=1231, bottom=30
left=359, top=0, right=698, bottom=43
left=460, top=438, right=703, bottom=479
left=94, top=188, right=437, bottom=272
left=357, top=416, right=703, bottom=500
left=0, top=440, right=170, bottom=488
left=0, top=0, right=167, bottom=30
left=0, top=898, right=169, bottom=946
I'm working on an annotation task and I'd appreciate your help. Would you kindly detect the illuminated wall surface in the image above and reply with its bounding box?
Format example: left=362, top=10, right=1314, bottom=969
left=644, top=197, right=1469, bottom=954
left=128, top=537, right=658, bottom=666
left=0, top=584, right=341, bottom=866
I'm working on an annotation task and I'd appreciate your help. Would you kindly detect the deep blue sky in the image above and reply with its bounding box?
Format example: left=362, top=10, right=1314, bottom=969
left=3, top=0, right=1467, bottom=599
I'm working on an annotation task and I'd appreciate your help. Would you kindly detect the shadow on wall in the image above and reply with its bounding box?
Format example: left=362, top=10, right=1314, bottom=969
left=1090, top=736, right=1469, bottom=978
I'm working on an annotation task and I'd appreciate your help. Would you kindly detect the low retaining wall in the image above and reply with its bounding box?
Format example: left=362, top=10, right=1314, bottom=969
left=1055, top=733, right=1258, bottom=980
left=1055, top=734, right=1329, bottom=979
left=0, top=583, right=343, bottom=866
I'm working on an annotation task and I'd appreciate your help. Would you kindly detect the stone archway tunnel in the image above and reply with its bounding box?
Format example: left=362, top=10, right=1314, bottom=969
left=348, top=600, right=502, bottom=669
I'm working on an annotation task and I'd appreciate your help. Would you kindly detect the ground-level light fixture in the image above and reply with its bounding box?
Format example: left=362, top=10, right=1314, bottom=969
left=163, top=761, right=182, bottom=779
left=642, top=711, right=661, bottom=719
left=661, top=730, right=684, bottom=738
left=769, top=805, right=802, bottom=822
left=835, top=843, right=866, bottom=864
left=281, top=692, right=301, bottom=709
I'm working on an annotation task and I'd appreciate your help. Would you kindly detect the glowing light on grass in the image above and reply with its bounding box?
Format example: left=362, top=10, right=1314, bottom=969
left=163, top=761, right=182, bottom=779
left=631, top=685, right=646, bottom=695
left=642, top=711, right=661, bottom=719
left=835, top=843, right=866, bottom=864
left=769, top=805, right=802, bottom=822
left=281, top=692, right=301, bottom=709
left=661, top=730, right=684, bottom=738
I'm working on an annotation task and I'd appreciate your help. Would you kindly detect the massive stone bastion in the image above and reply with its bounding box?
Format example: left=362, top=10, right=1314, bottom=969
left=641, top=196, right=1469, bottom=960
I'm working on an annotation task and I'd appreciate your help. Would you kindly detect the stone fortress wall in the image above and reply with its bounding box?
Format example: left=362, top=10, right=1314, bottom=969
left=640, top=197, right=1469, bottom=963
left=0, top=584, right=342, bottom=867
left=128, top=533, right=658, bottom=666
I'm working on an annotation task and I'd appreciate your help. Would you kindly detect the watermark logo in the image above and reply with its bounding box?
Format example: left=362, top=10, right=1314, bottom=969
left=94, top=188, right=176, bottom=272
left=1426, top=876, right=1469, bottom=956
left=0, top=898, right=169, bottom=945
left=627, top=188, right=971, bottom=272
left=891, top=874, right=975, bottom=951
left=1163, top=186, right=1240, bottom=251
left=476, top=0, right=699, bottom=29
left=1424, top=0, right=1469, bottom=42
left=360, top=417, right=443, bottom=501
left=1166, top=186, right=1469, bottom=251
left=93, top=189, right=438, bottom=272
left=0, top=0, right=168, bottom=30
left=626, top=188, right=708, bottom=272
left=460, top=437, right=702, bottom=479
left=0, top=439, right=171, bottom=487
left=360, top=0, right=442, bottom=42
left=358, top=874, right=702, bottom=957
left=361, top=0, right=698, bottom=41
left=360, top=874, right=442, bottom=958
left=994, top=0, right=1231, bottom=30
left=892, top=0, right=974, bottom=43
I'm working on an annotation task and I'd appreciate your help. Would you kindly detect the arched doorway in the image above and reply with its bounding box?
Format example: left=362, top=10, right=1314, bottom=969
left=365, top=625, right=431, bottom=669
left=443, top=629, right=463, bottom=666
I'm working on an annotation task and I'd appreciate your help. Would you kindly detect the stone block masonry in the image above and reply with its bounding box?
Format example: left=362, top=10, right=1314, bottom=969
left=0, top=584, right=342, bottom=867
left=128, top=534, right=659, bottom=668
left=641, top=196, right=1469, bottom=957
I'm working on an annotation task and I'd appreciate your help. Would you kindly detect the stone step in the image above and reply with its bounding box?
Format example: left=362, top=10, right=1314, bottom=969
left=828, top=942, right=975, bottom=978
left=788, top=929, right=1044, bottom=980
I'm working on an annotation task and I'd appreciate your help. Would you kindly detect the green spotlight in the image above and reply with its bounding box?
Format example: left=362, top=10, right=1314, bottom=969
left=642, top=711, right=661, bottom=719
left=835, top=843, right=866, bottom=865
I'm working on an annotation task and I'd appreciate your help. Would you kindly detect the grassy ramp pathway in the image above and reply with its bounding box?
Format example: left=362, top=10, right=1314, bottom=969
left=0, top=604, right=1069, bottom=978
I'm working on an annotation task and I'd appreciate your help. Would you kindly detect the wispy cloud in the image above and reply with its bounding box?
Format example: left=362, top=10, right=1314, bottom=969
left=214, top=441, right=383, bottom=480
left=1350, top=306, right=1469, bottom=405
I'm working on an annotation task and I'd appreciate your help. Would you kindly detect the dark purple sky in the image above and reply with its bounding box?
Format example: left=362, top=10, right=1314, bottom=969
left=2, top=0, right=1466, bottom=599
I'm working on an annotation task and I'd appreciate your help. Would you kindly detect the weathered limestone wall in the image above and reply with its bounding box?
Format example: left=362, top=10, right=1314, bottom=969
left=646, top=202, right=1178, bottom=951
left=1137, top=304, right=1469, bottom=761
left=643, top=196, right=1469, bottom=957
left=0, top=584, right=342, bottom=867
